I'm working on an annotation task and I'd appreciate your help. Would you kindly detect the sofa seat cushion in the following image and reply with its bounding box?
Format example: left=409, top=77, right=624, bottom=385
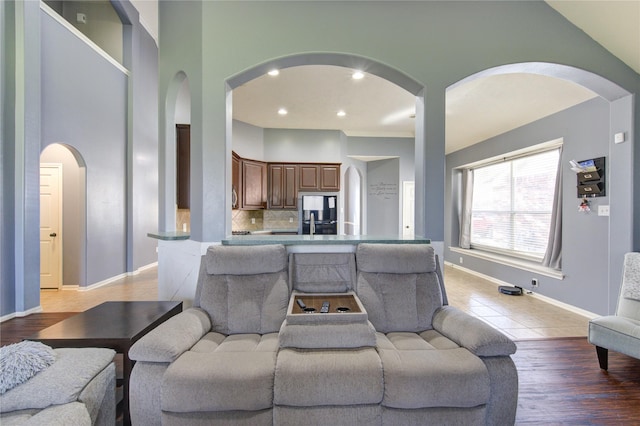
left=274, top=348, right=383, bottom=406
left=162, top=333, right=279, bottom=412
left=376, top=332, right=490, bottom=409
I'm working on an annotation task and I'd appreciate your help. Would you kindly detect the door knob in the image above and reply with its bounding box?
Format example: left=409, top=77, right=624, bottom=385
left=49, top=233, right=57, bottom=237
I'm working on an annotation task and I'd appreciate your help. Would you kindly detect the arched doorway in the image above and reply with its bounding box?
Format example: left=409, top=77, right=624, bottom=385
left=445, top=62, right=634, bottom=314
left=160, top=71, right=191, bottom=233
left=40, top=143, right=87, bottom=289
left=225, top=53, right=426, bottom=237
left=344, top=166, right=362, bottom=235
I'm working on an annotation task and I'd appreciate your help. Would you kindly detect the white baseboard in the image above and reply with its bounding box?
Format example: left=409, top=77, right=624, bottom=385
left=1, top=263, right=159, bottom=322
left=78, top=262, right=158, bottom=292
left=0, top=305, right=43, bottom=323
left=444, top=261, right=598, bottom=320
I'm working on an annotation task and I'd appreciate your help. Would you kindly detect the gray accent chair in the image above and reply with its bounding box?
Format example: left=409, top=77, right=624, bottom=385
left=355, top=243, right=518, bottom=425
left=589, top=252, right=640, bottom=370
left=0, top=347, right=116, bottom=426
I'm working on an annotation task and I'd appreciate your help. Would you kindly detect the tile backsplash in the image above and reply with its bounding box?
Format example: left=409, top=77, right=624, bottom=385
left=177, top=209, right=190, bottom=232
left=179, top=209, right=299, bottom=233
left=233, top=210, right=299, bottom=232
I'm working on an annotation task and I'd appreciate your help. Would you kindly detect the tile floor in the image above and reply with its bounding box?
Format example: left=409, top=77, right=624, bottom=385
left=40, top=263, right=591, bottom=340
left=444, top=264, right=590, bottom=340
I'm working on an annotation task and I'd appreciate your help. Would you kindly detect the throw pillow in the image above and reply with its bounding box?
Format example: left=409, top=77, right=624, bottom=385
left=0, top=341, right=56, bottom=394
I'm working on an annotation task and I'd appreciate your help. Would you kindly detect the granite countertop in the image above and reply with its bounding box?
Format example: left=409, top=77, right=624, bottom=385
left=147, top=231, right=190, bottom=241
left=222, top=234, right=431, bottom=246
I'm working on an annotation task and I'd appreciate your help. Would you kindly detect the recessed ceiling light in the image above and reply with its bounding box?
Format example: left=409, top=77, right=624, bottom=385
left=268, top=69, right=279, bottom=76
left=278, top=108, right=288, bottom=115
left=337, top=110, right=346, bottom=117
left=352, top=70, right=364, bottom=80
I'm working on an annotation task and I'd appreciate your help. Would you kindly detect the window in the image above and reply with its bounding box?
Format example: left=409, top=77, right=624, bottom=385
left=470, top=149, right=560, bottom=261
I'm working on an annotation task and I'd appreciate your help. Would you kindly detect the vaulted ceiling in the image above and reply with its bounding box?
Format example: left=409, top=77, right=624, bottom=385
left=132, top=1, right=639, bottom=154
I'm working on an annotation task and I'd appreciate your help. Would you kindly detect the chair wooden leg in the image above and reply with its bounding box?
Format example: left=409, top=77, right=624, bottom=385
left=596, top=346, right=608, bottom=370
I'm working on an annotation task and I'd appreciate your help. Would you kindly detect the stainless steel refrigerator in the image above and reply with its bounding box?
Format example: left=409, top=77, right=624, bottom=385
left=299, top=194, right=338, bottom=235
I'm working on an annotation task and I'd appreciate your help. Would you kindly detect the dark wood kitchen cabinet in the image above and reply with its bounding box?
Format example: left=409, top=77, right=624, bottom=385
left=299, top=164, right=320, bottom=191
left=299, top=163, right=341, bottom=192
left=268, top=164, right=298, bottom=209
left=241, top=158, right=267, bottom=209
left=232, top=151, right=241, bottom=209
left=320, top=164, right=340, bottom=191
left=176, top=124, right=190, bottom=209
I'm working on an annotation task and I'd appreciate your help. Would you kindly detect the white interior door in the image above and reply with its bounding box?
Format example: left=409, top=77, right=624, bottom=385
left=402, top=181, right=415, bottom=236
left=40, top=164, right=62, bottom=289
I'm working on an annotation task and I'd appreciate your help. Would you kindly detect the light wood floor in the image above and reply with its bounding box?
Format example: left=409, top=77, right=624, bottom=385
left=40, top=264, right=591, bottom=340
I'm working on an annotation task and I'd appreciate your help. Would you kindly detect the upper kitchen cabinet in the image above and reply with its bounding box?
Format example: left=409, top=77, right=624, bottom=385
left=299, top=163, right=341, bottom=191
left=241, top=158, right=267, bottom=209
left=320, top=164, right=340, bottom=191
left=299, top=164, right=320, bottom=191
left=268, top=164, right=298, bottom=209
left=176, top=124, right=190, bottom=209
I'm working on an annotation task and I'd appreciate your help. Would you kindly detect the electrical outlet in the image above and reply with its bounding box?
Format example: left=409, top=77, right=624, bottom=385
left=251, top=218, right=256, bottom=224
left=459, top=257, right=463, bottom=264
left=289, top=217, right=294, bottom=223
left=531, top=278, right=539, bottom=288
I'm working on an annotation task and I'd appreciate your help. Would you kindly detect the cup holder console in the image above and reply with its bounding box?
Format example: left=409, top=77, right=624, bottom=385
left=290, top=294, right=362, bottom=315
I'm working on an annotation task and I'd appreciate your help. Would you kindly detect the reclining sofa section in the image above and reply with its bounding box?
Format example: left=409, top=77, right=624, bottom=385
left=129, top=243, right=518, bottom=425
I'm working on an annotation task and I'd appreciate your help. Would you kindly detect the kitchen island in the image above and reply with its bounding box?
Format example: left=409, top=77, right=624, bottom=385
left=152, top=233, right=432, bottom=307
left=222, top=234, right=430, bottom=246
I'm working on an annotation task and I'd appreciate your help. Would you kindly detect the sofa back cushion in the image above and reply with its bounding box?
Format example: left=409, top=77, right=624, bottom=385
left=289, top=253, right=356, bottom=293
left=194, top=245, right=289, bottom=335
left=356, top=244, right=444, bottom=333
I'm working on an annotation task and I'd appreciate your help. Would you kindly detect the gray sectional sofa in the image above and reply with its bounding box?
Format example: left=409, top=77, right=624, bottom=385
left=129, top=243, right=518, bottom=425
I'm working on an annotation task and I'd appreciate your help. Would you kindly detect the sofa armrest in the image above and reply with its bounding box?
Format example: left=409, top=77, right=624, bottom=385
left=129, top=308, right=211, bottom=363
left=432, top=306, right=516, bottom=357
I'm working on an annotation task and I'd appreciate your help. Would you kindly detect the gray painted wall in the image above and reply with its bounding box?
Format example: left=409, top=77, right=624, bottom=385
left=2, top=0, right=42, bottom=316
left=159, top=0, right=638, bottom=246
left=367, top=158, right=400, bottom=235
left=445, top=97, right=629, bottom=316
left=1, top=0, right=159, bottom=317
left=41, top=9, right=128, bottom=286
left=233, top=120, right=264, bottom=160
left=130, top=21, right=159, bottom=271
left=1, top=0, right=14, bottom=316
left=264, top=128, right=342, bottom=163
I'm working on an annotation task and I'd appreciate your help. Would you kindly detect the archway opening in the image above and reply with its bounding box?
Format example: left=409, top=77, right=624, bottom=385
left=40, top=143, right=87, bottom=289
left=226, top=53, right=425, bottom=237
left=160, top=71, right=191, bottom=233
left=445, top=62, right=634, bottom=315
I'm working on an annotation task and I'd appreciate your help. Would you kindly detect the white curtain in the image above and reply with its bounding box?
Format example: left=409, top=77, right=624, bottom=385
left=458, top=169, right=473, bottom=249
left=542, top=147, right=563, bottom=269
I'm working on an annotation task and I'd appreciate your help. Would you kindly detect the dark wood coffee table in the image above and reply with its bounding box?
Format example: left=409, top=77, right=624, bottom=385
left=28, top=301, right=182, bottom=426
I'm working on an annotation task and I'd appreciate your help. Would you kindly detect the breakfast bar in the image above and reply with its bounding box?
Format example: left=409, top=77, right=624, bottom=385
left=151, top=233, right=431, bottom=308
left=221, top=234, right=430, bottom=249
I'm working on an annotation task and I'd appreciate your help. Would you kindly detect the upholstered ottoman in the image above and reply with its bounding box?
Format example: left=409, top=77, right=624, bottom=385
left=0, top=345, right=116, bottom=426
